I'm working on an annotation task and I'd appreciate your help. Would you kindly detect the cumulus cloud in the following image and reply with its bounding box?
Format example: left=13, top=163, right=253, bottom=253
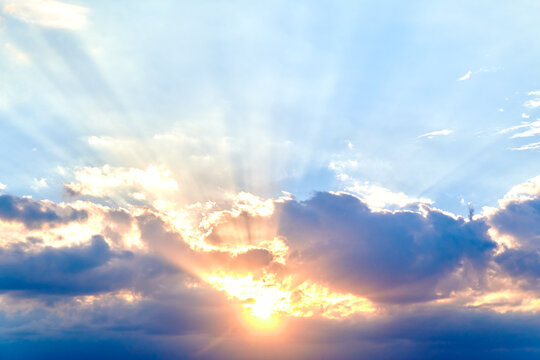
left=0, top=235, right=159, bottom=297
left=502, top=175, right=540, bottom=202
left=274, top=192, right=495, bottom=303
left=523, top=90, right=540, bottom=108
left=2, top=0, right=89, bottom=30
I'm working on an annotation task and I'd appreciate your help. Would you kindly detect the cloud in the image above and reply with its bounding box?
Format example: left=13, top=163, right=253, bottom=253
left=490, top=199, right=540, bottom=250
left=4, top=177, right=540, bottom=357
left=457, top=71, right=472, bottom=81
left=501, top=175, right=540, bottom=202
left=418, top=129, right=453, bottom=139
left=499, top=119, right=540, bottom=145
left=2, top=0, right=89, bottom=30
left=0, top=182, right=5, bottom=191
left=483, top=178, right=540, bottom=292
left=510, top=141, right=540, bottom=151
left=500, top=119, right=540, bottom=136
left=329, top=161, right=432, bottom=210
left=524, top=99, right=540, bottom=108
left=524, top=91, right=540, bottom=108
left=345, top=182, right=433, bottom=210
left=510, top=120, right=540, bottom=138
left=0, top=194, right=88, bottom=229
left=457, top=67, right=503, bottom=82
left=0, top=234, right=176, bottom=300
left=274, top=192, right=495, bottom=303
left=63, top=165, right=179, bottom=203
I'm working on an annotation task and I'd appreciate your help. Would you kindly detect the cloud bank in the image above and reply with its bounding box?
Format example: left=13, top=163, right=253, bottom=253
left=0, top=174, right=539, bottom=358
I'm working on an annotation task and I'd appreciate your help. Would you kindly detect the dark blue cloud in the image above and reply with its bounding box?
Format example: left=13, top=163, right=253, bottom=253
left=276, top=192, right=495, bottom=303
left=0, top=235, right=173, bottom=297
left=490, top=198, right=540, bottom=248
left=0, top=194, right=88, bottom=229
left=496, top=249, right=540, bottom=280
left=3, top=306, right=540, bottom=359
left=490, top=197, right=540, bottom=285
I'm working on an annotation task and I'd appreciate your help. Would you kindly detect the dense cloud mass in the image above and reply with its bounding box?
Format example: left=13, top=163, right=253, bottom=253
left=277, top=192, right=496, bottom=303
left=0, top=195, right=88, bottom=229
left=0, top=186, right=540, bottom=359
left=490, top=197, right=540, bottom=248
left=0, top=235, right=174, bottom=297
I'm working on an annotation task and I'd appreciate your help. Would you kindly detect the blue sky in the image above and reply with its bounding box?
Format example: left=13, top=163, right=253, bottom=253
left=2, top=0, right=540, bottom=212
left=2, top=1, right=540, bottom=359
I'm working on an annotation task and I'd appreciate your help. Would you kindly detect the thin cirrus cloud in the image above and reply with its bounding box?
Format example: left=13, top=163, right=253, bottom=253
left=417, top=129, right=453, bottom=139
left=2, top=0, right=89, bottom=30
left=511, top=120, right=540, bottom=138
left=499, top=119, right=540, bottom=137
left=456, top=67, right=502, bottom=81
left=511, top=141, right=540, bottom=151
left=457, top=71, right=472, bottom=81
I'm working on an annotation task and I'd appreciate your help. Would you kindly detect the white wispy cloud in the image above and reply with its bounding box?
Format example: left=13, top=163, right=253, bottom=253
left=457, top=67, right=503, bottom=82
left=500, top=120, right=540, bottom=138
left=417, top=129, right=453, bottom=139
left=0, top=182, right=6, bottom=191
left=457, top=71, right=472, bottom=81
left=510, top=142, right=540, bottom=151
left=512, top=128, right=540, bottom=138
left=3, top=0, right=89, bottom=30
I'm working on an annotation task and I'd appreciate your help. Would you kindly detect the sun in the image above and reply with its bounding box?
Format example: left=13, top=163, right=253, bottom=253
left=239, top=284, right=287, bottom=333
left=242, top=304, right=283, bottom=334
left=203, top=272, right=289, bottom=332
left=249, top=296, right=276, bottom=319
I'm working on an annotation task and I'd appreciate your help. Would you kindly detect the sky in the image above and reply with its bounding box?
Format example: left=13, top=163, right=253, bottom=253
left=1, top=0, right=540, bottom=359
